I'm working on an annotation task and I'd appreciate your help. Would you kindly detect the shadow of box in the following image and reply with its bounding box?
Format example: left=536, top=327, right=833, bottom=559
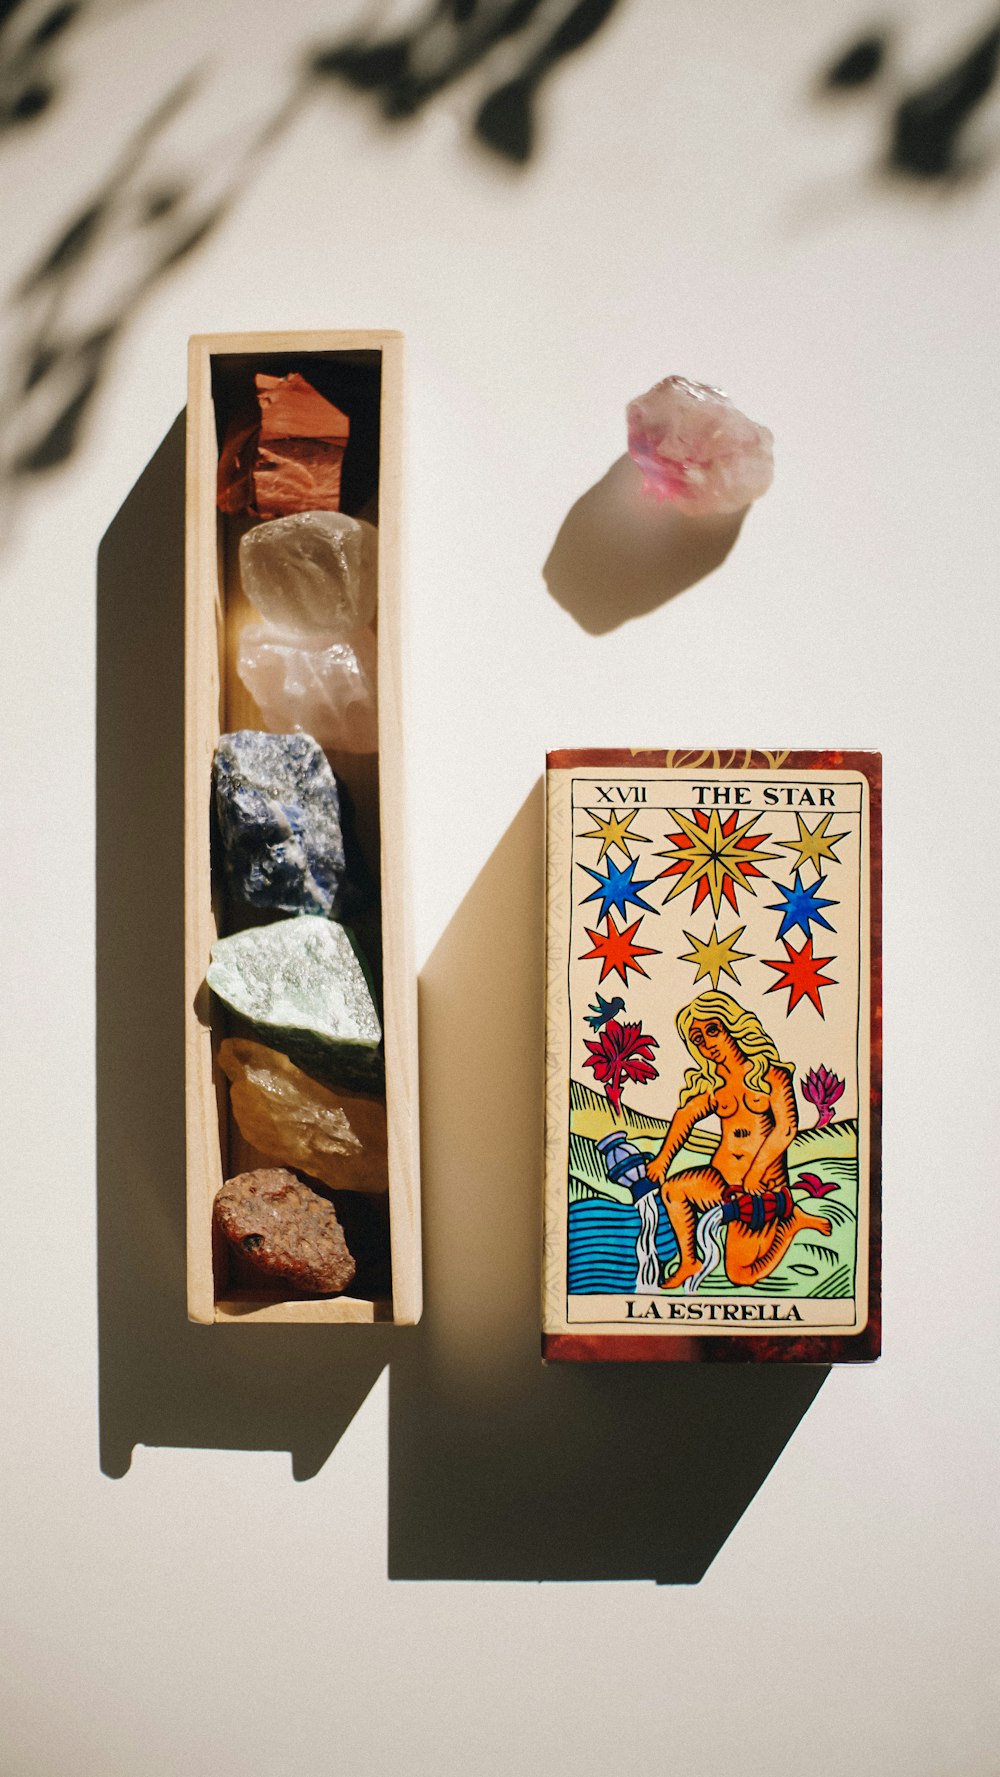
left=185, top=331, right=421, bottom=1326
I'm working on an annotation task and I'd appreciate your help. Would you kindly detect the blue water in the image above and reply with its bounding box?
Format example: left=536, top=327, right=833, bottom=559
left=568, top=1196, right=678, bottom=1295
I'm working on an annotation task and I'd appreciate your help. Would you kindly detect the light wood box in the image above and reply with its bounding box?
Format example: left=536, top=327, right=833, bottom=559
left=185, top=330, right=421, bottom=1325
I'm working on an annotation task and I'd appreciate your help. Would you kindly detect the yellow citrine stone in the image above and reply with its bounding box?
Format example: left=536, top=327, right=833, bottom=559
left=219, top=1037, right=388, bottom=1194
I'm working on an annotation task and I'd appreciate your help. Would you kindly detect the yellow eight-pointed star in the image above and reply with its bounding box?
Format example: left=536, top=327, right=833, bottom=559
left=679, top=922, right=751, bottom=991
left=777, top=812, right=848, bottom=879
left=578, top=806, right=652, bottom=863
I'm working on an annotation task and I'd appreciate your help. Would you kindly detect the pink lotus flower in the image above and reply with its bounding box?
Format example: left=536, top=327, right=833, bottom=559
left=582, top=1019, right=658, bottom=1118
left=802, top=1063, right=845, bottom=1130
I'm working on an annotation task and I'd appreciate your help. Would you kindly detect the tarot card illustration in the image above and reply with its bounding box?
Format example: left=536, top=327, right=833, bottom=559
left=543, top=749, right=881, bottom=1362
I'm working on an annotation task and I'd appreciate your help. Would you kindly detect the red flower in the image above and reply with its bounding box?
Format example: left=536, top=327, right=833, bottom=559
left=582, top=1018, right=659, bottom=1117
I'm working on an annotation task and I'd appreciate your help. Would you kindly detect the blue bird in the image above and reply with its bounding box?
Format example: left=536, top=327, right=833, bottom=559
left=586, top=993, right=625, bottom=1031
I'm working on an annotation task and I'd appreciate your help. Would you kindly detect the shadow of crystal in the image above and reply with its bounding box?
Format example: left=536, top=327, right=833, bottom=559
left=544, top=453, right=745, bottom=635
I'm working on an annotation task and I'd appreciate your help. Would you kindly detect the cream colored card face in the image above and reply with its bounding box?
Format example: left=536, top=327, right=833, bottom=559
left=543, top=749, right=881, bottom=1362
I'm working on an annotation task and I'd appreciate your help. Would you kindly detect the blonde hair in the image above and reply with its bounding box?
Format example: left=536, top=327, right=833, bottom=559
left=676, top=991, right=794, bottom=1105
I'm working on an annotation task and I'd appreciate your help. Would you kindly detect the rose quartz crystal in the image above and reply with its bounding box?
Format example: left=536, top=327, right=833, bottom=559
left=237, top=623, right=378, bottom=754
left=626, top=376, right=774, bottom=515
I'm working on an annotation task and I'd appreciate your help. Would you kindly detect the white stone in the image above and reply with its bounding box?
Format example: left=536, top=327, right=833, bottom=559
left=237, top=623, right=379, bottom=755
left=240, top=510, right=378, bottom=638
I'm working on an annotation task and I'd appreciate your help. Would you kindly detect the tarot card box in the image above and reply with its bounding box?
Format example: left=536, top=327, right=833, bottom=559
left=185, top=331, right=421, bottom=1325
left=543, top=748, right=881, bottom=1363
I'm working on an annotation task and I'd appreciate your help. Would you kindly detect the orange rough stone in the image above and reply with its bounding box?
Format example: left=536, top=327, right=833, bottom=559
left=219, top=1038, right=389, bottom=1195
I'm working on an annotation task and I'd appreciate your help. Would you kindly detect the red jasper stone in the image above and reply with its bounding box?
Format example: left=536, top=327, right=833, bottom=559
left=217, top=373, right=350, bottom=518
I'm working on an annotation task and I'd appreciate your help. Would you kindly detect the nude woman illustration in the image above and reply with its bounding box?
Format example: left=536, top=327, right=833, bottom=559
left=643, top=991, right=832, bottom=1289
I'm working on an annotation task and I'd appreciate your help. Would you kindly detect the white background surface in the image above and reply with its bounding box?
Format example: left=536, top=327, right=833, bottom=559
left=2, top=1, right=998, bottom=1772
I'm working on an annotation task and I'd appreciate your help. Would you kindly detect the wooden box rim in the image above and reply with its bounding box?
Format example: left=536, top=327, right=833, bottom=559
left=184, top=327, right=421, bottom=1326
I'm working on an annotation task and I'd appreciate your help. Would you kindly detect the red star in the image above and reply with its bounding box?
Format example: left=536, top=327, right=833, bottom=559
left=579, top=911, right=661, bottom=985
left=762, top=935, right=836, bottom=1016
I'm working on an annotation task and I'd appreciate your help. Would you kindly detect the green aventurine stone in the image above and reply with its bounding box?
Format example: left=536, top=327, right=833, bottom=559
left=207, top=915, right=383, bottom=1095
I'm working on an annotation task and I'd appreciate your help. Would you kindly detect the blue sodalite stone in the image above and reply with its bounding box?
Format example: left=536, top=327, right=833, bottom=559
left=213, top=731, right=346, bottom=916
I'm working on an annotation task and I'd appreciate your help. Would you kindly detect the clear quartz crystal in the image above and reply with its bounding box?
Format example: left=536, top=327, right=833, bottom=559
left=239, top=510, right=378, bottom=638
left=237, top=623, right=378, bottom=755
left=626, top=375, right=774, bottom=515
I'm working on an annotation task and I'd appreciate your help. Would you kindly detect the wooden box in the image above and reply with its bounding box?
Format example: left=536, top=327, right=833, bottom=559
left=184, top=331, right=421, bottom=1324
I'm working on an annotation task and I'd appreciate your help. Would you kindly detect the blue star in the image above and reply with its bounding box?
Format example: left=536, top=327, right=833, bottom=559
left=767, top=870, right=838, bottom=941
left=578, top=855, right=660, bottom=923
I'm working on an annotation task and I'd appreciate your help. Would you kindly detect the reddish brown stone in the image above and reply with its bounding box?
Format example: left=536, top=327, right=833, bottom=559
left=217, top=414, right=259, bottom=515
left=255, top=373, right=348, bottom=442
left=214, top=1167, right=356, bottom=1295
left=217, top=373, right=350, bottom=518
left=253, top=438, right=347, bottom=519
